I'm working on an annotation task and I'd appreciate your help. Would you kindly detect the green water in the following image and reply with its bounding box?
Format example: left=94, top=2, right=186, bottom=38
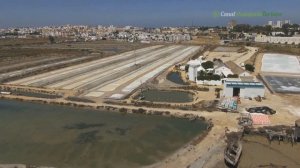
left=140, top=90, right=193, bottom=103
left=166, top=72, right=187, bottom=85
left=0, top=99, right=206, bottom=168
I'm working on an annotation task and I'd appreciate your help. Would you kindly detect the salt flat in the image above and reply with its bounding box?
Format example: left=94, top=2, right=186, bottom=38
left=261, top=53, right=300, bottom=74
left=6, top=45, right=201, bottom=99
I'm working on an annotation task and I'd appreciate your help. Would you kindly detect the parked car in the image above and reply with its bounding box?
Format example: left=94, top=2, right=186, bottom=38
left=245, top=106, right=276, bottom=115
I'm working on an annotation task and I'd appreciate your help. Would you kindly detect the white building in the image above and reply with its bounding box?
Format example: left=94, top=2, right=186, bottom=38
left=271, top=32, right=285, bottom=36
left=284, top=20, right=291, bottom=25
left=223, top=81, right=265, bottom=98
left=267, top=20, right=290, bottom=28
left=255, top=34, right=300, bottom=45
left=276, top=20, right=283, bottom=28
left=268, top=21, right=273, bottom=26
left=187, top=60, right=201, bottom=82
left=214, top=66, right=233, bottom=77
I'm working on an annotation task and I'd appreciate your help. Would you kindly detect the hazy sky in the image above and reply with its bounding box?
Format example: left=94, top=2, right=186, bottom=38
left=0, top=0, right=299, bottom=28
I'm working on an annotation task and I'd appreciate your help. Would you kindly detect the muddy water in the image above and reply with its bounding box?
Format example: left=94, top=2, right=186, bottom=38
left=239, top=135, right=300, bottom=168
left=140, top=89, right=193, bottom=103
left=0, top=99, right=206, bottom=168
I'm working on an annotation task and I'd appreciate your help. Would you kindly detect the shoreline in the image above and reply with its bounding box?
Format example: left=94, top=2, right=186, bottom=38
left=0, top=94, right=216, bottom=121
left=0, top=94, right=239, bottom=168
left=0, top=95, right=218, bottom=168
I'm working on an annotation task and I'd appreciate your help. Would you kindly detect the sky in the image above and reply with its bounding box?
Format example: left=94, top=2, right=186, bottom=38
left=0, top=0, right=299, bottom=28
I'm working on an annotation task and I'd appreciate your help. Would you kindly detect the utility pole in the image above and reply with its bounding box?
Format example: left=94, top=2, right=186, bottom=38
left=134, top=36, right=138, bottom=66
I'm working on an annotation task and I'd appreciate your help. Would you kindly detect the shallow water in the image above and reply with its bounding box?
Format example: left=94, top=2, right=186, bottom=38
left=140, top=90, right=193, bottom=103
left=14, top=91, right=62, bottom=99
left=166, top=72, right=187, bottom=85
left=0, top=99, right=206, bottom=168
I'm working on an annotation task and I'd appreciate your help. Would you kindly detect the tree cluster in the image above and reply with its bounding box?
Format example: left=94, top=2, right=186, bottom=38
left=232, top=24, right=300, bottom=36
left=245, top=64, right=255, bottom=72
left=201, top=61, right=214, bottom=69
left=197, top=70, right=221, bottom=81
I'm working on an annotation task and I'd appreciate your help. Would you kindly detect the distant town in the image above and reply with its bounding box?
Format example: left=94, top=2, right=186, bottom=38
left=1, top=20, right=300, bottom=45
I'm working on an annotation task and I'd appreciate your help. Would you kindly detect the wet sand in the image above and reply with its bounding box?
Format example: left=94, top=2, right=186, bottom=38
left=239, top=135, right=300, bottom=168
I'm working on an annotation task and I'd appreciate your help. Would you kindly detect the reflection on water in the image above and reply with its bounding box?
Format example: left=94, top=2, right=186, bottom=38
left=166, top=72, right=187, bottom=85
left=0, top=99, right=206, bottom=168
left=140, top=89, right=193, bottom=103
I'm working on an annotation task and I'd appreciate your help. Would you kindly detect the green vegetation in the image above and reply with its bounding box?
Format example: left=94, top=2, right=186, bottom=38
left=245, top=64, right=255, bottom=72
left=197, top=70, right=221, bottom=81
left=185, top=65, right=189, bottom=72
left=201, top=61, right=214, bottom=69
left=227, top=74, right=239, bottom=78
left=232, top=24, right=300, bottom=36
left=48, top=35, right=55, bottom=44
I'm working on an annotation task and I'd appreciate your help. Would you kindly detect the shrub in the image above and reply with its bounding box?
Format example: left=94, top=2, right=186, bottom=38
left=197, top=74, right=221, bottom=81
left=227, top=74, right=239, bottom=78
left=245, top=64, right=255, bottom=72
left=119, top=108, right=128, bottom=113
left=201, top=61, right=214, bottom=69
left=185, top=65, right=189, bottom=72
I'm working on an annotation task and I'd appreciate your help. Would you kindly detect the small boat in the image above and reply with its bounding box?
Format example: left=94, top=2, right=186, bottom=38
left=224, top=141, right=242, bottom=166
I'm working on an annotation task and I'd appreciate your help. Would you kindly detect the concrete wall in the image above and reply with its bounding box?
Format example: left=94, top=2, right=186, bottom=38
left=224, top=87, right=234, bottom=97
left=196, top=80, right=222, bottom=86
left=240, top=87, right=265, bottom=98
left=188, top=66, right=198, bottom=82
left=239, top=71, right=251, bottom=77
left=223, top=87, right=265, bottom=98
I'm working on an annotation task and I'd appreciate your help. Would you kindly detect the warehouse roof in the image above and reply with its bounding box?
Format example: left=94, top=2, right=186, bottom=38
left=225, top=81, right=264, bottom=88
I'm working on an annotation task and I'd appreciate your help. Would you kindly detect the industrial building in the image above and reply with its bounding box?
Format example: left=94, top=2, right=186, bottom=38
left=223, top=81, right=265, bottom=98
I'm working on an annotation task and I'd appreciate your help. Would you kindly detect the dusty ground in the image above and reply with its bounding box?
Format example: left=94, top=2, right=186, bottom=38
left=205, top=46, right=258, bottom=65
left=0, top=38, right=150, bottom=71
left=183, top=35, right=220, bottom=45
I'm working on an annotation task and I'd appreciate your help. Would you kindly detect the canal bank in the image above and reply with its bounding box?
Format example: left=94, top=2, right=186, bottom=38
left=0, top=93, right=240, bottom=168
left=0, top=99, right=208, bottom=168
left=2, top=92, right=238, bottom=167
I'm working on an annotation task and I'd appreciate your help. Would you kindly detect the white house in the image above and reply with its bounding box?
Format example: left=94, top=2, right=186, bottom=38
left=214, top=65, right=233, bottom=77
